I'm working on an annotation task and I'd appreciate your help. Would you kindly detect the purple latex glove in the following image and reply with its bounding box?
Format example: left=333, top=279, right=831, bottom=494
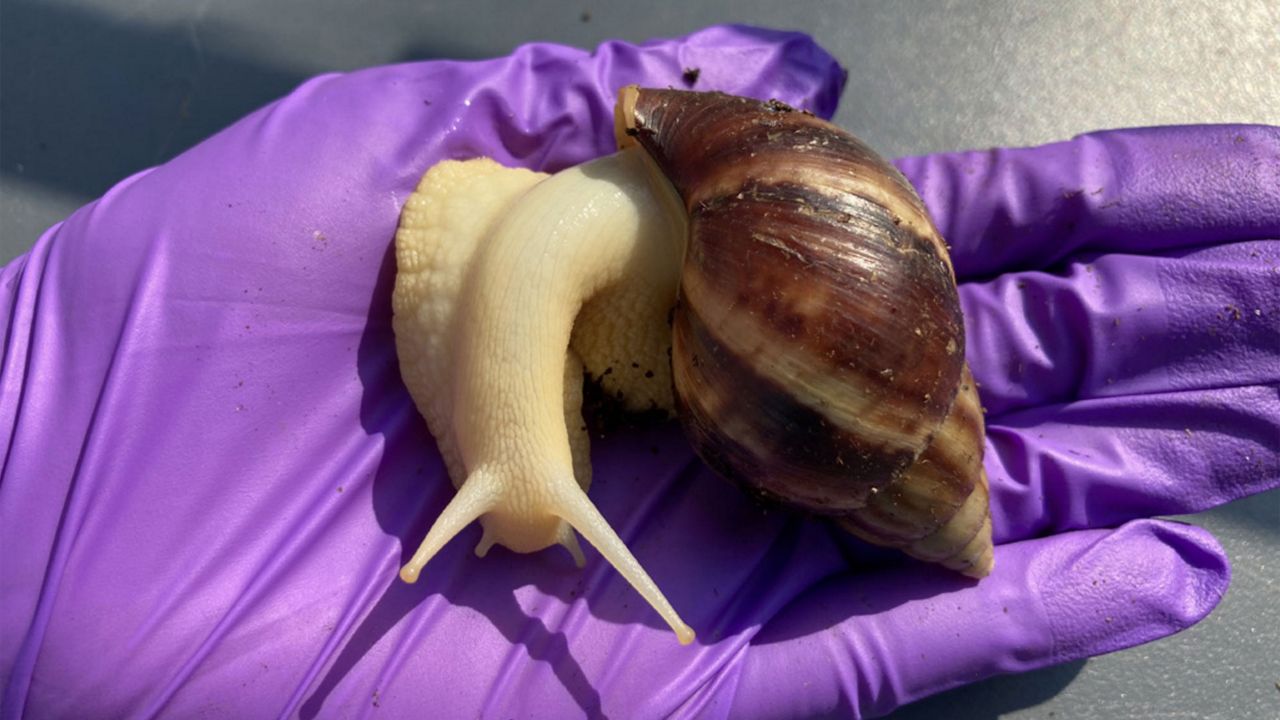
left=1, top=24, right=1276, bottom=720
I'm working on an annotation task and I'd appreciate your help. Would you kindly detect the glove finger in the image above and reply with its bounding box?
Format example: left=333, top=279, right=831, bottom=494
left=958, top=238, right=1279, bottom=417
left=984, top=388, right=1279, bottom=544
left=0, top=28, right=845, bottom=720
left=728, top=520, right=1229, bottom=720
left=952, top=237, right=1280, bottom=541
left=894, top=125, right=1280, bottom=280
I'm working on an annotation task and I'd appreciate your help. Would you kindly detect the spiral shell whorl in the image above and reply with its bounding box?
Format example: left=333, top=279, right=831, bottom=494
left=838, top=366, right=994, bottom=576
left=621, top=88, right=992, bottom=575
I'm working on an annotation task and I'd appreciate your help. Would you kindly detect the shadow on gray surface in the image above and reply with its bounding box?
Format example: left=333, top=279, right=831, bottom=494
left=883, top=660, right=1087, bottom=720
left=0, top=0, right=302, bottom=199
left=0, top=0, right=488, bottom=202
left=1184, top=491, right=1280, bottom=536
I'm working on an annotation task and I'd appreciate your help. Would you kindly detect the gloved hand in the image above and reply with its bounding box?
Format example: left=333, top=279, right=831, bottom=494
left=1, top=24, right=1275, bottom=720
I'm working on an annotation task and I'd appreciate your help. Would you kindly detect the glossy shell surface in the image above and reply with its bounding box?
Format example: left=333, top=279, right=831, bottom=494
left=620, top=88, right=994, bottom=576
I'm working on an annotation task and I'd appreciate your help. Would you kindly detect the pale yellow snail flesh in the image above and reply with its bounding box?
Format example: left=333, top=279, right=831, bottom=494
left=392, top=145, right=694, bottom=643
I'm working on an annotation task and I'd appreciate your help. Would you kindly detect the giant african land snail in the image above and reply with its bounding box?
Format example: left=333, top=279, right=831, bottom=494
left=391, top=86, right=994, bottom=646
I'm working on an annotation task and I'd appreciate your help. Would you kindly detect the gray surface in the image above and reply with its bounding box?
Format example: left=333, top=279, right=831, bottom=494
left=1, top=0, right=1277, bottom=717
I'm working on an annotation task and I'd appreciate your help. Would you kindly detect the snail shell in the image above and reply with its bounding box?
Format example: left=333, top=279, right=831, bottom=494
left=618, top=87, right=994, bottom=576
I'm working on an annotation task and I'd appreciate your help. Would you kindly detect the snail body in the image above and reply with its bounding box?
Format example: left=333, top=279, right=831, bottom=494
left=392, top=150, right=692, bottom=642
left=391, top=87, right=992, bottom=645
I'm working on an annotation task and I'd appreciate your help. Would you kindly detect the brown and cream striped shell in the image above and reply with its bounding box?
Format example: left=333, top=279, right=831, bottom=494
left=616, top=87, right=994, bottom=577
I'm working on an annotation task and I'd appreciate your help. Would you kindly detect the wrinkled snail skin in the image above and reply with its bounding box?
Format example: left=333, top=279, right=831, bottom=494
left=390, top=87, right=994, bottom=649
left=622, top=87, right=993, bottom=577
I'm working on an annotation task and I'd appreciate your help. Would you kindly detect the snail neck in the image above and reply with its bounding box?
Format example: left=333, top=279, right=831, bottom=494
left=618, top=143, right=689, bottom=265
left=453, top=145, right=689, bottom=468
left=572, top=144, right=689, bottom=267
